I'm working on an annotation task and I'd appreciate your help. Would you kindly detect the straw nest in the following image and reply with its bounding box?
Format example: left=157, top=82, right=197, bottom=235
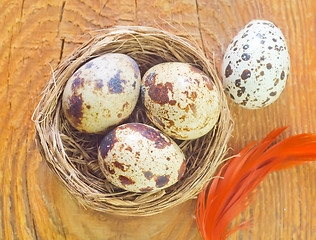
left=34, top=26, right=233, bottom=216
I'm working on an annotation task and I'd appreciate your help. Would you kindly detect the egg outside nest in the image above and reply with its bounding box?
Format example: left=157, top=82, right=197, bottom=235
left=222, top=19, right=290, bottom=109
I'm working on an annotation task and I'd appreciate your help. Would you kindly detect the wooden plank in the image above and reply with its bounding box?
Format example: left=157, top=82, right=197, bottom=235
left=0, top=0, right=315, bottom=239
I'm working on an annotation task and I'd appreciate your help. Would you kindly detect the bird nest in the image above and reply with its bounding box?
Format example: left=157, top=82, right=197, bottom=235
left=34, top=26, right=233, bottom=216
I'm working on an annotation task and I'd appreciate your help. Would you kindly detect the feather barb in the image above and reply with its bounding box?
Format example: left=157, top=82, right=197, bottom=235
left=196, top=127, right=316, bottom=240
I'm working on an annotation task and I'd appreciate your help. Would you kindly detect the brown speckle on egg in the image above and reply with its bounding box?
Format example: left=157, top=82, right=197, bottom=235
left=99, top=130, right=118, bottom=158
left=188, top=103, right=197, bottom=116
left=114, top=161, right=126, bottom=171
left=125, top=146, right=132, bottom=152
left=274, top=45, right=282, bottom=51
left=143, top=171, right=154, bottom=180
left=281, top=71, right=285, bottom=80
left=235, top=79, right=241, bottom=87
left=164, top=118, right=175, bottom=128
left=243, top=44, right=249, bottom=50
left=155, top=175, right=170, bottom=188
left=104, top=162, right=115, bottom=174
left=85, top=61, right=94, bottom=69
left=241, top=69, right=251, bottom=80
left=194, top=78, right=201, bottom=86
left=267, top=63, right=272, bottom=69
left=71, top=77, right=85, bottom=92
left=256, top=33, right=265, bottom=39
left=102, top=109, right=111, bottom=118
left=178, top=160, right=186, bottom=180
left=107, top=71, right=126, bottom=94
left=241, top=53, right=250, bottom=61
left=183, top=90, right=198, bottom=101
left=169, top=100, right=177, bottom=105
left=263, top=21, right=274, bottom=27
left=225, top=63, right=233, bottom=78
left=240, top=99, right=248, bottom=106
left=203, top=76, right=214, bottom=91
left=262, top=97, right=271, bottom=105
left=119, top=175, right=135, bottom=186
left=140, top=187, right=154, bottom=192
left=121, top=102, right=129, bottom=111
left=94, top=79, right=104, bottom=90
left=189, top=66, right=215, bottom=91
left=132, top=81, right=137, bottom=89
left=67, top=93, right=83, bottom=126
left=146, top=74, right=175, bottom=106
left=123, top=123, right=172, bottom=149
left=269, top=91, right=277, bottom=96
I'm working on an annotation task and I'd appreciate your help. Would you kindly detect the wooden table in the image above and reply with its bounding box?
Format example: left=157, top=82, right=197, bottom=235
left=1, top=0, right=315, bottom=239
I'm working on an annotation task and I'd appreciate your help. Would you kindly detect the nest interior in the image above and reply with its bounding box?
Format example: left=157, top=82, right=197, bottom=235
left=34, top=26, right=233, bottom=216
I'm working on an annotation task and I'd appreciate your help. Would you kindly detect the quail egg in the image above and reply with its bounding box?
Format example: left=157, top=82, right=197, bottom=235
left=222, top=20, right=290, bottom=109
left=62, top=53, right=141, bottom=133
left=98, top=123, right=186, bottom=192
left=141, top=62, right=220, bottom=140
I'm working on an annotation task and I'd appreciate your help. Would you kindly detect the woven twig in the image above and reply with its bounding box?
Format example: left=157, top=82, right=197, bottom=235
left=34, top=26, right=233, bottom=216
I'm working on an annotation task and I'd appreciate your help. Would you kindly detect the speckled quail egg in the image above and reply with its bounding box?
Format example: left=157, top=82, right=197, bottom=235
left=221, top=20, right=290, bottom=109
left=98, top=123, right=186, bottom=192
left=141, top=62, right=220, bottom=140
left=62, top=53, right=141, bottom=133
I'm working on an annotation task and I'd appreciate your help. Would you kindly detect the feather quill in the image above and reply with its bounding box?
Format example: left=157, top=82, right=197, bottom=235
left=196, top=127, right=316, bottom=240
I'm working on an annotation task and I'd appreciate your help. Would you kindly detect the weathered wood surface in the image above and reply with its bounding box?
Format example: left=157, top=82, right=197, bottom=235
left=0, top=0, right=315, bottom=239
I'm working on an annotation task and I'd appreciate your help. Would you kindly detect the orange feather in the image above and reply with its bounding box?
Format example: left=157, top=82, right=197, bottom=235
left=196, top=127, right=316, bottom=240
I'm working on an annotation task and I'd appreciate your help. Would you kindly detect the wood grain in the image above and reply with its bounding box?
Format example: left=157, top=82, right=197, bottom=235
left=0, top=0, right=315, bottom=239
